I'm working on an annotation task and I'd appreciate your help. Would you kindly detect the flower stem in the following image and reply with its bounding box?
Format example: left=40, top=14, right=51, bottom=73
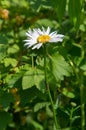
left=32, top=56, right=34, bottom=68
left=43, top=45, right=58, bottom=129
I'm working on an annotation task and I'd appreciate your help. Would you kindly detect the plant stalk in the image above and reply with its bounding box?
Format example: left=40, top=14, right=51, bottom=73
left=80, top=72, right=85, bottom=130
left=80, top=1, right=85, bottom=128
left=43, top=45, right=58, bottom=130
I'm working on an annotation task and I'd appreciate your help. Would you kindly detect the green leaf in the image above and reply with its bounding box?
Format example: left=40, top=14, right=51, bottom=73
left=68, top=0, right=81, bottom=28
left=7, top=44, right=20, bottom=54
left=34, top=68, right=45, bottom=91
left=20, top=86, right=46, bottom=106
left=79, top=24, right=86, bottom=32
left=8, top=71, right=24, bottom=88
left=52, top=0, right=66, bottom=21
left=34, top=102, right=50, bottom=112
left=26, top=117, right=43, bottom=130
left=68, top=0, right=81, bottom=18
left=80, top=64, right=86, bottom=71
left=36, top=19, right=59, bottom=28
left=0, top=44, right=7, bottom=61
left=22, top=67, right=45, bottom=90
left=71, top=116, right=80, bottom=124
left=0, top=33, right=8, bottom=44
left=57, top=108, right=69, bottom=128
left=49, top=53, right=72, bottom=82
left=0, top=91, right=14, bottom=108
left=0, top=111, right=12, bottom=130
left=22, top=68, right=34, bottom=89
left=3, top=58, right=17, bottom=67
left=29, top=0, right=52, bottom=12
left=62, top=88, right=75, bottom=98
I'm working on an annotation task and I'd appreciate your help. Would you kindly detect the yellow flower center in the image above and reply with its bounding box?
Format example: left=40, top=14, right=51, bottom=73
left=37, top=35, right=50, bottom=43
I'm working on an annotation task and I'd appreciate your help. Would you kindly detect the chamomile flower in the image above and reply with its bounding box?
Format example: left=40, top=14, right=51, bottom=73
left=24, top=27, right=64, bottom=49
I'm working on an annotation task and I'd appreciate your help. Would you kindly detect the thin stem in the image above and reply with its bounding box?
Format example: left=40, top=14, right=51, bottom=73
left=32, top=56, right=34, bottom=68
left=80, top=72, right=85, bottom=130
left=47, top=84, right=59, bottom=129
left=43, top=45, right=58, bottom=130
left=80, top=1, right=85, bottom=129
left=70, top=107, right=74, bottom=128
left=44, top=45, right=47, bottom=86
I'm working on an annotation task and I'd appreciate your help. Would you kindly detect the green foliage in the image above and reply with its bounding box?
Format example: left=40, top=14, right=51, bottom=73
left=0, top=0, right=86, bottom=129
left=68, top=0, right=81, bottom=28
left=34, top=102, right=50, bottom=112
left=22, top=67, right=45, bottom=90
left=0, top=111, right=12, bottom=130
left=51, top=0, right=66, bottom=21
left=49, top=52, right=72, bottom=81
left=0, top=91, right=14, bottom=108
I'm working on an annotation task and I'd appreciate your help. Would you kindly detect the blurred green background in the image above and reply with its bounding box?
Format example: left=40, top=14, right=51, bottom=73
left=0, top=0, right=86, bottom=130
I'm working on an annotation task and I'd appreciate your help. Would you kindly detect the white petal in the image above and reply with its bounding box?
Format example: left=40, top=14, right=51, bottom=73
left=49, top=31, right=57, bottom=37
left=24, top=39, right=32, bottom=42
left=50, top=37, right=64, bottom=42
left=42, top=26, right=46, bottom=34
left=36, top=43, right=42, bottom=49
left=46, top=27, right=50, bottom=35
left=56, top=34, right=64, bottom=38
left=37, top=28, right=43, bottom=35
left=26, top=32, right=33, bottom=38
left=32, top=43, right=42, bottom=49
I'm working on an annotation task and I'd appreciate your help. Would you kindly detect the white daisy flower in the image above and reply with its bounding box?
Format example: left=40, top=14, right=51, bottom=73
left=24, top=27, right=64, bottom=49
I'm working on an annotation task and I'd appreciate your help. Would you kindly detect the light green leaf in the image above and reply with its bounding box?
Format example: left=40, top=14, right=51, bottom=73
left=36, top=19, right=59, bottom=28
left=62, top=88, right=75, bottom=98
left=34, top=68, right=45, bottom=90
left=22, top=67, right=44, bottom=90
left=7, top=44, right=20, bottom=54
left=3, top=58, right=17, bottom=67
left=22, top=68, right=34, bottom=89
left=49, top=53, right=72, bottom=81
left=34, top=102, right=50, bottom=112
left=80, top=64, right=86, bottom=71
left=26, top=116, right=43, bottom=130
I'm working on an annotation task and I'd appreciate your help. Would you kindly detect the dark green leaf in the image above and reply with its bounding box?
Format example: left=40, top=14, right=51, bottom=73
left=68, top=0, right=81, bottom=28
left=0, top=111, right=12, bottom=130
left=68, top=0, right=81, bottom=18
left=0, top=91, right=14, bottom=108
left=0, top=33, right=8, bottom=44
left=8, top=71, right=25, bottom=88
left=20, top=86, right=46, bottom=106
left=52, top=0, right=66, bottom=21
left=0, top=44, right=7, bottom=61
